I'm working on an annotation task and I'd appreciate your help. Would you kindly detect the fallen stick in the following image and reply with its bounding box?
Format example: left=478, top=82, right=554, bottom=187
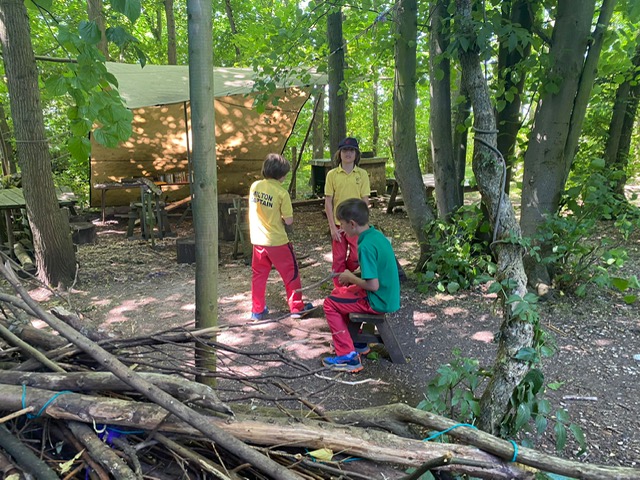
left=0, top=261, right=300, bottom=480
left=0, top=370, right=232, bottom=415
left=0, top=423, right=59, bottom=480
left=0, top=384, right=530, bottom=480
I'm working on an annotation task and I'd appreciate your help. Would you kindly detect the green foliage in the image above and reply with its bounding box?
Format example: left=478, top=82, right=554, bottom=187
left=417, top=349, right=486, bottom=423
left=531, top=170, right=639, bottom=302
left=44, top=25, right=133, bottom=162
left=416, top=204, right=495, bottom=293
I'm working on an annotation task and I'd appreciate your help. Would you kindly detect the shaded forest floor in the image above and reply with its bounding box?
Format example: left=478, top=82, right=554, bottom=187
left=32, top=196, right=640, bottom=472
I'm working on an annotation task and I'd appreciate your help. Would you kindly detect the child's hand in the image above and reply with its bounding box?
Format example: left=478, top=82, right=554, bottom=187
left=330, top=226, right=342, bottom=242
left=338, top=270, right=357, bottom=286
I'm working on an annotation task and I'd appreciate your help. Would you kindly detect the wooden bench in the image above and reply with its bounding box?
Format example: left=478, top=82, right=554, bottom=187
left=348, top=312, right=407, bottom=364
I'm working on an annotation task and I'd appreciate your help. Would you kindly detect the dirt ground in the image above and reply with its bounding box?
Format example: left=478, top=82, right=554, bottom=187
left=50, top=199, right=640, bottom=471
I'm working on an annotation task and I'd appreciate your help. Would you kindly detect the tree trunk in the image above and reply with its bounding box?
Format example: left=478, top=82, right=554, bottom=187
left=452, top=80, right=470, bottom=190
left=0, top=0, right=77, bottom=288
left=520, top=0, right=595, bottom=291
left=562, top=0, right=616, bottom=177
left=327, top=7, right=347, bottom=154
left=0, top=102, right=15, bottom=175
left=496, top=0, right=534, bottom=193
left=604, top=34, right=640, bottom=195
left=223, top=0, right=241, bottom=64
left=312, top=91, right=325, bottom=159
left=372, top=75, right=380, bottom=156
left=455, top=0, right=531, bottom=435
left=430, top=0, right=461, bottom=220
left=394, top=0, right=435, bottom=267
left=165, top=0, right=177, bottom=64
left=87, top=0, right=108, bottom=59
left=187, top=0, right=219, bottom=385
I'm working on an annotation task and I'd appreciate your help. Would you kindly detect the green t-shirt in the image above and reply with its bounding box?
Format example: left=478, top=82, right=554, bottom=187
left=358, top=226, right=400, bottom=313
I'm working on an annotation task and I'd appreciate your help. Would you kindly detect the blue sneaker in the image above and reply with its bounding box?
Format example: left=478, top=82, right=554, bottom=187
left=322, top=351, right=363, bottom=373
left=290, top=303, right=316, bottom=319
left=354, top=343, right=371, bottom=355
left=250, top=307, right=269, bottom=321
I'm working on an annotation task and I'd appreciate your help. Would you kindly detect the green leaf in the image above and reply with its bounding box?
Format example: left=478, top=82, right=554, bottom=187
left=547, top=382, right=564, bottom=391
left=590, top=158, right=605, bottom=170
left=67, top=136, right=91, bottom=162
left=44, top=76, right=68, bottom=96
left=79, top=21, right=102, bottom=45
left=535, top=414, right=548, bottom=435
left=554, top=422, right=567, bottom=451
left=515, top=402, right=531, bottom=430
left=569, top=423, right=586, bottom=452
left=555, top=408, right=570, bottom=423
left=514, top=347, right=538, bottom=363
left=447, top=282, right=460, bottom=294
left=623, top=294, right=637, bottom=305
left=109, top=0, right=141, bottom=23
left=611, top=277, right=630, bottom=292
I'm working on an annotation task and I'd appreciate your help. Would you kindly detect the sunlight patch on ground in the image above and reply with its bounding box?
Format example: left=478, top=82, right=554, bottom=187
left=413, top=310, right=438, bottom=326
left=443, top=306, right=468, bottom=316
left=180, top=303, right=195, bottom=311
left=104, top=297, right=156, bottom=325
left=471, top=330, right=494, bottom=343
left=594, top=338, right=613, bottom=347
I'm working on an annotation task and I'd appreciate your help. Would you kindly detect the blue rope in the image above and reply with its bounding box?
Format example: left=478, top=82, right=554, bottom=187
left=22, top=384, right=73, bottom=419
left=509, top=439, right=519, bottom=462
left=422, top=423, right=478, bottom=442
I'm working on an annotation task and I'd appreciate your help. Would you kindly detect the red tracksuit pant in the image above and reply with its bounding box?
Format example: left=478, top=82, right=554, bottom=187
left=331, top=227, right=359, bottom=287
left=323, top=284, right=379, bottom=356
left=251, top=243, right=305, bottom=314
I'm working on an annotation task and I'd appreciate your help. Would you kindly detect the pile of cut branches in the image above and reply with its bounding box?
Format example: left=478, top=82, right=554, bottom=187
left=0, top=262, right=638, bottom=480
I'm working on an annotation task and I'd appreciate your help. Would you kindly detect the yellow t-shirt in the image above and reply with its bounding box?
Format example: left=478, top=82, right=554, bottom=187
left=324, top=165, right=370, bottom=224
left=249, top=178, right=293, bottom=247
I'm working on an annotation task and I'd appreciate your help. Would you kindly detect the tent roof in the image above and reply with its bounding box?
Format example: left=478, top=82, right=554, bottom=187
left=106, top=62, right=327, bottom=109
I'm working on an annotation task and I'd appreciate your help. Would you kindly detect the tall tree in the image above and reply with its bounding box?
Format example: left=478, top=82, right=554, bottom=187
left=87, top=0, right=108, bottom=58
left=187, top=0, right=218, bottom=385
left=429, top=0, right=462, bottom=219
left=604, top=33, right=640, bottom=195
left=165, top=0, right=177, bottom=64
left=327, top=5, right=347, bottom=154
left=0, top=0, right=76, bottom=288
left=394, top=0, right=435, bottom=265
left=312, top=91, right=325, bottom=159
left=455, top=0, right=531, bottom=435
left=223, top=0, right=241, bottom=64
left=495, top=0, right=534, bottom=193
left=520, top=0, right=596, bottom=292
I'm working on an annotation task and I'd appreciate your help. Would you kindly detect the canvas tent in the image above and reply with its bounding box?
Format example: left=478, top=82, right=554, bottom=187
left=90, top=62, right=327, bottom=207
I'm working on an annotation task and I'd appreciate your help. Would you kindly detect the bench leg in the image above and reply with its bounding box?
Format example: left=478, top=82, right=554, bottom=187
left=376, top=320, right=407, bottom=364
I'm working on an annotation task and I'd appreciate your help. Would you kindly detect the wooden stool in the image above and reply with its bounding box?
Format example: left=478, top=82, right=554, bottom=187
left=348, top=312, right=407, bottom=364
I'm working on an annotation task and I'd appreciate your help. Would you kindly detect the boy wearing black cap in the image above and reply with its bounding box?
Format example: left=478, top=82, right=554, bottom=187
left=324, top=137, right=371, bottom=287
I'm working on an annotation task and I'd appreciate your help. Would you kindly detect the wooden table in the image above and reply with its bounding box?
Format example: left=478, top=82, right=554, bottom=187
left=0, top=187, right=77, bottom=256
left=386, top=174, right=478, bottom=213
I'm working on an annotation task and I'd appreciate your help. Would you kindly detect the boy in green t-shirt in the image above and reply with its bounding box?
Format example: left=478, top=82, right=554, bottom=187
left=322, top=198, right=401, bottom=372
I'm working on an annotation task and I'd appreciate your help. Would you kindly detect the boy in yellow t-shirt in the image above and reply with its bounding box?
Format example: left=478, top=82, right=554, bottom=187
left=324, top=137, right=370, bottom=287
left=249, top=154, right=313, bottom=320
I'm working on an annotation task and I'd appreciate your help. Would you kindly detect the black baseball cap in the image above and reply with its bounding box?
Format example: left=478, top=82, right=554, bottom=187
left=338, top=137, right=360, bottom=151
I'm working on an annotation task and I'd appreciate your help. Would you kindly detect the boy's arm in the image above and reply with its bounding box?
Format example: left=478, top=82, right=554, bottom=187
left=338, top=271, right=379, bottom=291
left=324, top=196, right=341, bottom=242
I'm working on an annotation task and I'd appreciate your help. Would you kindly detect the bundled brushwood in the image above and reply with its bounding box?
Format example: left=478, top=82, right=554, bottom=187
left=1, top=265, right=639, bottom=479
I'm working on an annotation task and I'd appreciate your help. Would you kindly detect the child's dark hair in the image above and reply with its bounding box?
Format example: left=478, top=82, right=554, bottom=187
left=262, top=153, right=291, bottom=179
left=332, top=147, right=361, bottom=167
left=336, top=198, right=369, bottom=226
